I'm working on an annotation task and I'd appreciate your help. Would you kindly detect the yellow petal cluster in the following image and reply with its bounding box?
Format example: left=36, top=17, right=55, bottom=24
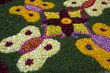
left=92, top=23, right=110, bottom=38
left=9, top=6, right=40, bottom=22
left=76, top=38, right=110, bottom=71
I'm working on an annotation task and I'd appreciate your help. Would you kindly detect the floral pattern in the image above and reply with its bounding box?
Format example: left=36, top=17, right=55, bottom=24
left=75, top=23, right=110, bottom=71
left=64, top=0, right=110, bottom=16
left=43, top=9, right=89, bottom=37
left=0, top=26, right=60, bottom=72
left=0, top=0, right=110, bottom=72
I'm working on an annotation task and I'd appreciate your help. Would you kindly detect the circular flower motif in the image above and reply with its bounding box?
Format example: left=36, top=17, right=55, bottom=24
left=44, top=9, right=88, bottom=37
left=61, top=18, right=72, bottom=25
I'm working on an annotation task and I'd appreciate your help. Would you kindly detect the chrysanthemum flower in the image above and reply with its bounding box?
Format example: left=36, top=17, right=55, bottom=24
left=0, top=26, right=60, bottom=72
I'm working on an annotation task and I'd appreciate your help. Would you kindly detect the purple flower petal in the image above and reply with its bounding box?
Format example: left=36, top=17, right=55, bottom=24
left=24, top=4, right=43, bottom=13
left=92, top=34, right=110, bottom=52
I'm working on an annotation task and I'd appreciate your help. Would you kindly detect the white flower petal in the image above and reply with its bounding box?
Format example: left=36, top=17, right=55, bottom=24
left=37, top=39, right=61, bottom=57
left=0, top=34, right=29, bottom=53
left=17, top=50, right=47, bottom=72
left=19, top=26, right=41, bottom=38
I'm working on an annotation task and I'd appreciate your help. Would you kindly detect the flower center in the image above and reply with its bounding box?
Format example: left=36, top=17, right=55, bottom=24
left=25, top=59, right=33, bottom=66
left=61, top=18, right=72, bottom=25
left=43, top=4, right=47, bottom=6
left=5, top=41, right=13, bottom=47
left=25, top=30, right=32, bottom=36
left=85, top=44, right=93, bottom=50
left=30, top=0, right=35, bottom=2
left=16, top=9, right=20, bottom=12
left=100, top=28, right=106, bottom=31
left=44, top=44, right=52, bottom=51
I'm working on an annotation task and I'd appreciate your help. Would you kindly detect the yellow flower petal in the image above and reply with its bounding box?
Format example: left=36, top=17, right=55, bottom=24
left=39, top=2, right=55, bottom=9
left=9, top=6, right=26, bottom=15
left=44, top=12, right=59, bottom=19
left=76, top=38, right=110, bottom=71
left=68, top=10, right=81, bottom=18
left=74, top=23, right=89, bottom=34
left=22, top=11, right=40, bottom=22
left=24, top=0, right=42, bottom=6
left=46, top=25, right=62, bottom=36
left=92, top=23, right=110, bottom=38
left=96, top=56, right=110, bottom=71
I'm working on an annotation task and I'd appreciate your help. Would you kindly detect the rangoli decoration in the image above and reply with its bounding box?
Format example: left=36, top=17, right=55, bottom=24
left=0, top=0, right=110, bottom=72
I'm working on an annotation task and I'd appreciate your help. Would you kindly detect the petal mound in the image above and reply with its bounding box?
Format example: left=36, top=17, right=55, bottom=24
left=19, top=26, right=41, bottom=38
left=92, top=23, right=110, bottom=38
left=0, top=34, right=29, bottom=53
left=9, top=6, right=40, bottom=22
left=38, top=39, right=61, bottom=57
left=17, top=50, right=47, bottom=72
left=9, top=6, right=26, bottom=15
